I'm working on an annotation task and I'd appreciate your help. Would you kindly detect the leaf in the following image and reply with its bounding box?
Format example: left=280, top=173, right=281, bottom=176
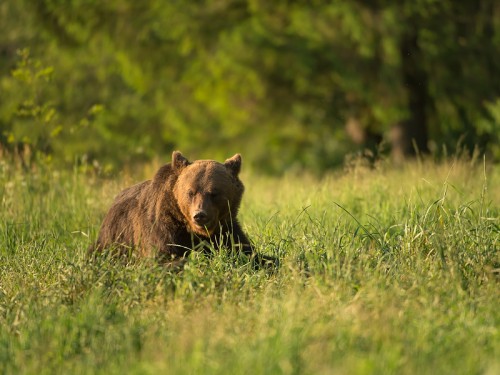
left=44, top=108, right=57, bottom=123
left=88, top=104, right=104, bottom=116
left=50, top=125, right=63, bottom=138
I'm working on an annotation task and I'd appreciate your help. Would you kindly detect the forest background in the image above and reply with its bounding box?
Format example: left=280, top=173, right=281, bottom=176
left=1, top=0, right=499, bottom=174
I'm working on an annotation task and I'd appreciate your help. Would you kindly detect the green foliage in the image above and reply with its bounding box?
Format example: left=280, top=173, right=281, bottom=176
left=3, top=49, right=60, bottom=162
left=478, top=99, right=500, bottom=159
left=0, top=48, right=104, bottom=168
left=0, top=0, right=499, bottom=172
left=0, top=160, right=499, bottom=374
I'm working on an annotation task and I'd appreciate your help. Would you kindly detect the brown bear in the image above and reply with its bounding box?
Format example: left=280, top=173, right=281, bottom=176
left=90, top=151, right=274, bottom=267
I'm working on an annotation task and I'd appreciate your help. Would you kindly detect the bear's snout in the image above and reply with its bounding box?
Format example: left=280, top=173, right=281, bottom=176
left=193, top=210, right=209, bottom=225
left=190, top=207, right=218, bottom=235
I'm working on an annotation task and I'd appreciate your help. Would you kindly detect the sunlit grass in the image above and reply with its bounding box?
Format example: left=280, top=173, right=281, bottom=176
left=0, top=157, right=499, bottom=374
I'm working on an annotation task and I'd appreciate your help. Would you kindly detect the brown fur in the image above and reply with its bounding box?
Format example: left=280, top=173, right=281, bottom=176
left=90, top=151, right=274, bottom=267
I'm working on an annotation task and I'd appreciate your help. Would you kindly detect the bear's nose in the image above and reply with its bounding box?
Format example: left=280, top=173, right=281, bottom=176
left=193, top=210, right=208, bottom=225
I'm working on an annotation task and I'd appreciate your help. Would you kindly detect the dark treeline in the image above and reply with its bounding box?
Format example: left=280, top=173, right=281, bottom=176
left=1, top=1, right=499, bottom=173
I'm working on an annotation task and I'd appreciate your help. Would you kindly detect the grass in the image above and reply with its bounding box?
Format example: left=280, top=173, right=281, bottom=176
left=0, top=156, right=499, bottom=375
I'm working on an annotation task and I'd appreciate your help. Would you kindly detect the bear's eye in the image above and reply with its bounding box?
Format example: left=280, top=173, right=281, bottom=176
left=188, top=190, right=195, bottom=198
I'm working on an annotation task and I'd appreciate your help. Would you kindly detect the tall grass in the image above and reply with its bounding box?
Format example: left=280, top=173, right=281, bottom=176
left=0, top=157, right=498, bottom=374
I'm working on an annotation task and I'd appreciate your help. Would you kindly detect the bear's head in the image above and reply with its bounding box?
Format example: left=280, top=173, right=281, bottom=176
left=171, top=151, right=244, bottom=237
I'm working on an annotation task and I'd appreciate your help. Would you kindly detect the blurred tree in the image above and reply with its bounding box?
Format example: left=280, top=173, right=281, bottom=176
left=1, top=0, right=499, bottom=172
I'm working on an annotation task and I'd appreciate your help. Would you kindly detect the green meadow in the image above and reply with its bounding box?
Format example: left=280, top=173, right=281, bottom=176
left=0, top=157, right=498, bottom=375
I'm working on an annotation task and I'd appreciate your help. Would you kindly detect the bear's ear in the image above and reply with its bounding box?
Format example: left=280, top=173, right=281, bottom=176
left=172, top=151, right=190, bottom=171
left=224, top=154, right=242, bottom=176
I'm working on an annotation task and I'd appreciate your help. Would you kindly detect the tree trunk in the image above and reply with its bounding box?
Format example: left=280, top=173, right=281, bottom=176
left=392, top=27, right=430, bottom=160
